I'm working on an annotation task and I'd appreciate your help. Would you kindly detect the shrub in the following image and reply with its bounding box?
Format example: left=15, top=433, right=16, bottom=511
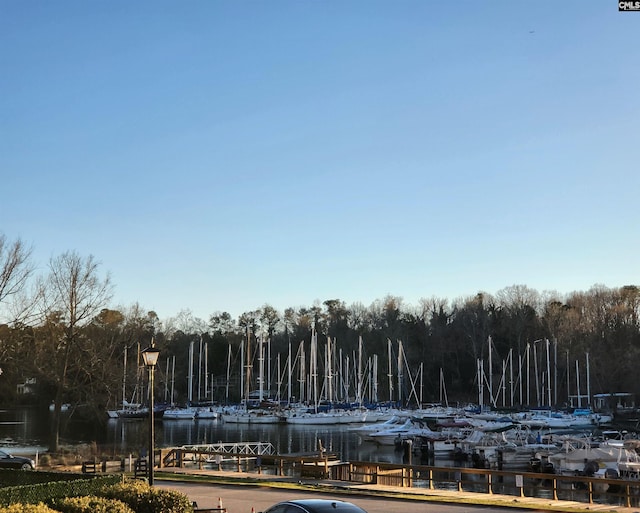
left=0, top=470, right=97, bottom=488
left=0, top=504, right=59, bottom=513
left=98, top=481, right=193, bottom=513
left=51, top=496, right=134, bottom=513
left=37, top=455, right=52, bottom=467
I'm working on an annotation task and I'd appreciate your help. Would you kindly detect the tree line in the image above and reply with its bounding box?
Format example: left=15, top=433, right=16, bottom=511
left=0, top=233, right=639, bottom=451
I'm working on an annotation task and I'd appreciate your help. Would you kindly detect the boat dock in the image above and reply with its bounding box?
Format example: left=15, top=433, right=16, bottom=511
left=147, top=443, right=640, bottom=512
left=158, top=464, right=637, bottom=513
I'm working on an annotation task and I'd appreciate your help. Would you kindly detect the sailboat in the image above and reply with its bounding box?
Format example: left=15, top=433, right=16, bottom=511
left=221, top=329, right=281, bottom=424
left=107, top=346, right=148, bottom=419
left=108, top=343, right=167, bottom=419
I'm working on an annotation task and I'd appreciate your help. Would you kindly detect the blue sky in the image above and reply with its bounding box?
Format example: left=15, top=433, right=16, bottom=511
left=2, top=1, right=639, bottom=322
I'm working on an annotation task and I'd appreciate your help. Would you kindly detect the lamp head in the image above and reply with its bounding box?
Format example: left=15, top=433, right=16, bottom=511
left=142, top=345, right=160, bottom=367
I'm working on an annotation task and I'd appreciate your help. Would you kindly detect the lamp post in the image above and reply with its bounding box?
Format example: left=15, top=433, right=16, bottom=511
left=142, top=343, right=160, bottom=485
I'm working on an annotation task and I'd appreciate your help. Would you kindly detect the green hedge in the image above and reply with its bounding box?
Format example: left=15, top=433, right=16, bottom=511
left=0, top=471, right=90, bottom=488
left=0, top=475, right=122, bottom=506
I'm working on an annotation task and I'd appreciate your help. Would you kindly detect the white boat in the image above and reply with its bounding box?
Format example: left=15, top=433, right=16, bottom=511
left=360, top=418, right=413, bottom=443
left=515, top=409, right=612, bottom=429
left=49, top=402, right=70, bottom=413
left=615, top=440, right=640, bottom=479
left=221, top=409, right=281, bottom=424
left=465, top=418, right=514, bottom=432
left=196, top=407, right=220, bottom=419
left=351, top=414, right=409, bottom=435
left=547, top=437, right=640, bottom=477
left=163, top=407, right=196, bottom=420
left=412, top=405, right=462, bottom=421
left=285, top=409, right=368, bottom=425
left=116, top=401, right=148, bottom=419
left=368, top=419, right=436, bottom=445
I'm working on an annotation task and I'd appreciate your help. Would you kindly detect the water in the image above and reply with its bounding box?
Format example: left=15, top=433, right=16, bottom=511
left=2, top=408, right=633, bottom=508
left=0, top=407, right=408, bottom=464
left=0, top=408, right=49, bottom=454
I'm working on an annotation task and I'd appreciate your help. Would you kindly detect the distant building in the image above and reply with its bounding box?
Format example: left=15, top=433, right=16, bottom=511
left=17, top=378, right=36, bottom=395
left=592, top=392, right=636, bottom=413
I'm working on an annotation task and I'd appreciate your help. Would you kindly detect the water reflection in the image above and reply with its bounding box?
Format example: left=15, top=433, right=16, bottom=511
left=0, top=408, right=49, bottom=453
left=0, top=407, right=406, bottom=464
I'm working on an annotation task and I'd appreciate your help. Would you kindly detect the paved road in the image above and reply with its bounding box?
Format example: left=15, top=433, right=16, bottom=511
left=159, top=481, right=533, bottom=513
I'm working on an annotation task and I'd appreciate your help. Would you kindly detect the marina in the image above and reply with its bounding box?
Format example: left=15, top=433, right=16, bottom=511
left=4, top=404, right=640, bottom=509
left=3, top=405, right=640, bottom=474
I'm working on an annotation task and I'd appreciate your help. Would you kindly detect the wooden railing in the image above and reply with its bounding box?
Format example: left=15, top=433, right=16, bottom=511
left=157, top=449, right=640, bottom=509
left=161, top=447, right=339, bottom=478
left=343, top=462, right=640, bottom=508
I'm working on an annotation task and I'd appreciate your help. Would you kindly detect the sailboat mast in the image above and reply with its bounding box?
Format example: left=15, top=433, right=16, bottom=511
left=534, top=342, right=540, bottom=406
left=204, top=342, right=209, bottom=401
left=171, top=356, right=176, bottom=405
left=267, top=337, right=272, bottom=398
left=258, top=333, right=264, bottom=401
left=311, top=328, right=318, bottom=410
left=397, top=340, right=403, bottom=406
left=298, top=340, right=305, bottom=404
left=566, top=350, right=570, bottom=407
left=387, top=339, right=393, bottom=403
left=546, top=339, right=552, bottom=407
left=164, top=358, right=169, bottom=403
left=122, top=346, right=127, bottom=408
left=244, top=327, right=251, bottom=406
left=188, top=340, right=194, bottom=404
left=488, top=336, right=493, bottom=407
left=419, top=363, right=423, bottom=406
left=276, top=352, right=281, bottom=402
left=357, top=336, right=363, bottom=406
left=225, top=343, right=231, bottom=404
left=372, top=354, right=378, bottom=403
left=586, top=352, right=591, bottom=408
left=526, top=343, right=531, bottom=406
left=509, top=349, right=514, bottom=407
left=240, top=340, right=244, bottom=403
left=338, top=348, right=344, bottom=402
left=518, top=352, right=523, bottom=405
left=198, top=335, right=203, bottom=402
left=554, top=339, right=558, bottom=406
left=326, top=337, right=333, bottom=403
left=576, top=359, right=581, bottom=408
left=287, top=342, right=292, bottom=405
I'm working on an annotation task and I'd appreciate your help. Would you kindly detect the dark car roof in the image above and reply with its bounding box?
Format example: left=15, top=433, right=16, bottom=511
left=0, top=450, right=31, bottom=461
left=275, top=500, right=367, bottom=513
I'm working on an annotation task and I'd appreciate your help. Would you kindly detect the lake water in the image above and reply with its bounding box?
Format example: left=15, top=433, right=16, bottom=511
left=0, top=407, right=409, bottom=464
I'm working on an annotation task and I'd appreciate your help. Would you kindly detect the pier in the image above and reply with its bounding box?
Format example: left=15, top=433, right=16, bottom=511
left=152, top=444, right=640, bottom=510
left=180, top=442, right=275, bottom=456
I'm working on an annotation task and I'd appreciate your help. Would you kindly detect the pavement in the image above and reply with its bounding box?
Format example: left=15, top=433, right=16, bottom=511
left=153, top=466, right=640, bottom=513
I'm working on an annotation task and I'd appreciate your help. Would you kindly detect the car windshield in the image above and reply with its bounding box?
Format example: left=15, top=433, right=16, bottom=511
left=286, top=501, right=367, bottom=513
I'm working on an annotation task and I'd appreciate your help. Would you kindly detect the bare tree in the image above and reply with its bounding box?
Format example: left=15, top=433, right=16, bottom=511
left=495, top=284, right=542, bottom=355
left=169, top=308, right=207, bottom=335
left=36, top=251, right=113, bottom=451
left=347, top=302, right=368, bottom=332
left=0, top=234, right=35, bottom=323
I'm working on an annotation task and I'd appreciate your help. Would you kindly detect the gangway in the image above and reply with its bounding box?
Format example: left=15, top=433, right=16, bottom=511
left=180, top=442, right=275, bottom=456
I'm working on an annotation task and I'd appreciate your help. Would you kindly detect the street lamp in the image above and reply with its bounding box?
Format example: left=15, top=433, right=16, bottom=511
left=142, top=343, right=160, bottom=485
